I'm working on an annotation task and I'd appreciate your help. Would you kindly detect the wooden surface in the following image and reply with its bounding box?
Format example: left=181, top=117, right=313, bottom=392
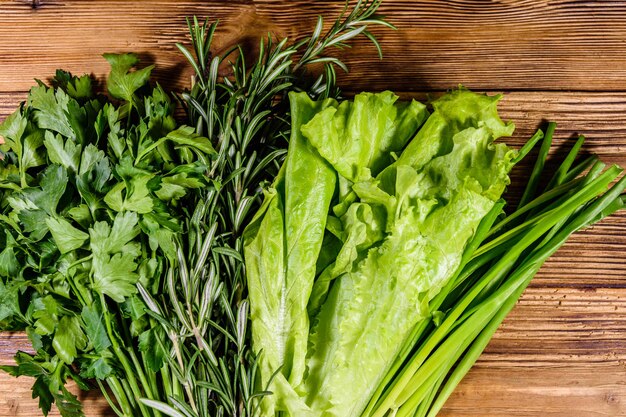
left=1, top=0, right=626, bottom=416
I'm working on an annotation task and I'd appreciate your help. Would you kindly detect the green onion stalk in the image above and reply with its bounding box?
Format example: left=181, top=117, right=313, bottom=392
left=364, top=123, right=626, bottom=417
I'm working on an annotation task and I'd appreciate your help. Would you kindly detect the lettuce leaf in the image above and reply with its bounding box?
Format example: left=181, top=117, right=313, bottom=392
left=245, top=89, right=516, bottom=417
left=301, top=90, right=515, bottom=417
left=244, top=92, right=338, bottom=415
left=300, top=91, right=428, bottom=182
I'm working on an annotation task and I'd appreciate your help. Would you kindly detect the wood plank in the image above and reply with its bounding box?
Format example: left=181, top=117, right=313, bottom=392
left=440, top=362, right=626, bottom=417
left=2, top=0, right=626, bottom=415
left=487, top=287, right=626, bottom=357
left=3, top=1, right=626, bottom=92
left=341, top=0, right=626, bottom=92
left=0, top=1, right=254, bottom=92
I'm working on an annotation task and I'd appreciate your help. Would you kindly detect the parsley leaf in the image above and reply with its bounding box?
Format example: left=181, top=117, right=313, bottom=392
left=32, top=296, right=60, bottom=336
left=43, top=131, right=81, bottom=173
left=29, top=84, right=74, bottom=138
left=91, top=252, right=139, bottom=302
left=80, top=356, right=113, bottom=380
left=78, top=144, right=106, bottom=176
left=138, top=327, right=168, bottom=372
left=104, top=162, right=155, bottom=213
left=81, top=305, right=111, bottom=353
left=53, top=385, right=83, bottom=417
left=103, top=180, right=154, bottom=213
left=46, top=217, right=89, bottom=254
left=89, top=211, right=140, bottom=255
left=21, top=164, right=68, bottom=216
left=67, top=204, right=92, bottom=229
left=17, top=128, right=47, bottom=184
left=103, top=53, right=154, bottom=103
left=0, top=232, right=19, bottom=278
left=0, top=280, right=20, bottom=323
left=32, top=376, right=55, bottom=415
left=0, top=108, right=27, bottom=148
left=53, top=70, right=94, bottom=100
left=52, top=316, right=87, bottom=365
left=89, top=212, right=141, bottom=302
left=164, top=125, right=216, bottom=155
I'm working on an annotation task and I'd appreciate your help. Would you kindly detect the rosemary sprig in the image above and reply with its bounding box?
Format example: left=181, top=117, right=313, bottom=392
left=138, top=2, right=392, bottom=416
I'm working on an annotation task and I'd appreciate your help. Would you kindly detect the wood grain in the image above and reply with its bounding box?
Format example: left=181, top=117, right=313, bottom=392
left=440, top=363, right=626, bottom=417
left=2, top=1, right=626, bottom=92
left=1, top=1, right=626, bottom=416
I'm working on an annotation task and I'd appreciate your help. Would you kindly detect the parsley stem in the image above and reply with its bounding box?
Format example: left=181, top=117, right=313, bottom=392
left=65, top=254, right=94, bottom=306
left=100, top=293, right=153, bottom=417
left=120, top=379, right=137, bottom=409
left=160, top=362, right=173, bottom=399
left=127, top=347, right=160, bottom=416
left=105, top=376, right=134, bottom=416
left=97, top=380, right=123, bottom=416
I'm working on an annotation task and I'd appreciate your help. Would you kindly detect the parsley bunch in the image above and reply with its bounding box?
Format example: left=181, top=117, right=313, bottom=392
left=0, top=54, right=215, bottom=417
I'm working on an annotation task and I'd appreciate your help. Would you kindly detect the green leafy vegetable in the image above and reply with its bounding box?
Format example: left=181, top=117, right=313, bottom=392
left=29, top=84, right=75, bottom=138
left=81, top=306, right=111, bottom=353
left=300, top=90, right=428, bottom=181
left=244, top=89, right=514, bottom=416
left=53, top=316, right=88, bottom=364
left=364, top=133, right=626, bottom=417
left=244, top=92, right=339, bottom=416
left=46, top=217, right=89, bottom=254
left=135, top=3, right=394, bottom=417
left=138, top=327, right=168, bottom=372
left=244, top=89, right=625, bottom=417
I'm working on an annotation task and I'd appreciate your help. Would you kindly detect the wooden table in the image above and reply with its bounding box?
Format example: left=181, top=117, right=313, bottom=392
left=1, top=1, right=625, bottom=416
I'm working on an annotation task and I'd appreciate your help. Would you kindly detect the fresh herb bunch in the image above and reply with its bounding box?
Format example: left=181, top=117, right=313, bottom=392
left=136, top=1, right=393, bottom=417
left=0, top=2, right=391, bottom=416
left=0, top=54, right=216, bottom=416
